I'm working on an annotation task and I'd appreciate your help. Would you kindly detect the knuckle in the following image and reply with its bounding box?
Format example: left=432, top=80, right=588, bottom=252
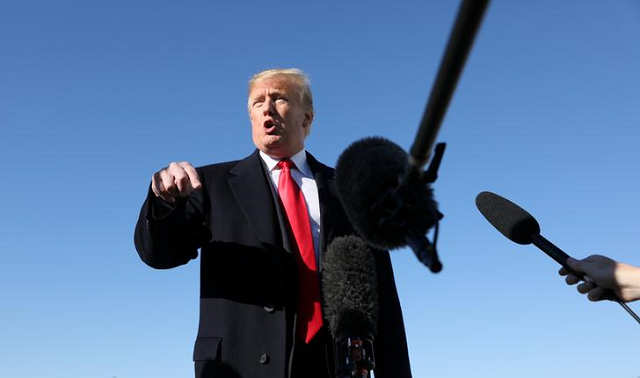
left=164, top=181, right=176, bottom=192
left=173, top=173, right=184, bottom=185
left=153, top=170, right=165, bottom=183
left=176, top=175, right=189, bottom=188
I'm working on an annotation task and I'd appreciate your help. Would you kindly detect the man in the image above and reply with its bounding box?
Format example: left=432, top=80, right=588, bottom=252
left=134, top=68, right=413, bottom=377
left=559, top=255, right=640, bottom=303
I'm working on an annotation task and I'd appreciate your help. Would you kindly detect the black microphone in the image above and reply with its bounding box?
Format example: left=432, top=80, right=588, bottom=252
left=475, top=191, right=640, bottom=325
left=322, top=235, right=378, bottom=378
left=335, top=137, right=443, bottom=272
left=333, top=0, right=491, bottom=273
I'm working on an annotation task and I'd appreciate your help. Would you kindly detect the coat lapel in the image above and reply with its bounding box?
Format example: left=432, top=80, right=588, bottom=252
left=306, top=152, right=338, bottom=272
left=227, top=150, right=282, bottom=249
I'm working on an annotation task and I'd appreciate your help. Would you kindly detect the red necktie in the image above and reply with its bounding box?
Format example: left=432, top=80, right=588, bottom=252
left=277, top=159, right=323, bottom=344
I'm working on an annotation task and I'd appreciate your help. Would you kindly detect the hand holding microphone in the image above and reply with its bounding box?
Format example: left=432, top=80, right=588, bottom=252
left=559, top=255, right=640, bottom=303
left=475, top=191, right=640, bottom=324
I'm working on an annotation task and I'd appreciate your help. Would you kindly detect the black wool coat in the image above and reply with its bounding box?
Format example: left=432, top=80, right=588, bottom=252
left=134, top=150, right=413, bottom=378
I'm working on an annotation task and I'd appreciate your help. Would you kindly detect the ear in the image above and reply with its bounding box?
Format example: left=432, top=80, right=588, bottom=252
left=303, top=111, right=314, bottom=128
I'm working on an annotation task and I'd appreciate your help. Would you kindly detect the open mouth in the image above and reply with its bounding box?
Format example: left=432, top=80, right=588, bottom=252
left=263, top=119, right=278, bottom=134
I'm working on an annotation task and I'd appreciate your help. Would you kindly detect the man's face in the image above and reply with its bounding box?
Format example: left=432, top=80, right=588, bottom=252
left=249, top=76, right=312, bottom=158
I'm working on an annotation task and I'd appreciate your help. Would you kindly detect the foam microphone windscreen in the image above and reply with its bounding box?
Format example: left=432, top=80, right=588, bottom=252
left=475, top=191, right=540, bottom=245
left=322, top=235, right=378, bottom=341
left=335, top=137, right=438, bottom=250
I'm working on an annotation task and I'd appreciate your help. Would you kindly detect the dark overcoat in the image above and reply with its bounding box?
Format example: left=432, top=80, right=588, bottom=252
left=134, top=150, right=412, bottom=377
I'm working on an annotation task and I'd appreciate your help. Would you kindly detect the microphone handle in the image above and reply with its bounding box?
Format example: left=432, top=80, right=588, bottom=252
left=530, top=234, right=575, bottom=275
left=334, top=337, right=375, bottom=378
left=409, top=0, right=490, bottom=169
left=530, top=234, right=640, bottom=325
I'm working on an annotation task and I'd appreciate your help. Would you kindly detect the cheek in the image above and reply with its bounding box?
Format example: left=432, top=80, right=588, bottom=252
left=250, top=116, right=261, bottom=131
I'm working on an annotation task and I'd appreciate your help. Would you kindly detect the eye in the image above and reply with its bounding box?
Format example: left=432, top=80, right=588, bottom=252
left=275, top=96, right=288, bottom=104
left=252, top=100, right=264, bottom=108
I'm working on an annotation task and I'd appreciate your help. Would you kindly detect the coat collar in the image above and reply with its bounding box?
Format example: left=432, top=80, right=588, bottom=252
left=227, top=150, right=339, bottom=270
left=259, top=149, right=313, bottom=178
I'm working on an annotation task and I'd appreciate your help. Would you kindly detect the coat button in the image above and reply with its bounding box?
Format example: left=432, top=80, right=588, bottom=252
left=263, top=304, right=275, bottom=313
left=259, top=353, right=269, bottom=364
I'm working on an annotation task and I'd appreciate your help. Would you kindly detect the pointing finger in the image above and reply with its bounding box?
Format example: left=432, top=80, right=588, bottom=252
left=172, top=168, right=190, bottom=195
left=152, top=170, right=175, bottom=203
left=160, top=169, right=179, bottom=198
left=155, top=178, right=176, bottom=204
left=181, top=162, right=202, bottom=190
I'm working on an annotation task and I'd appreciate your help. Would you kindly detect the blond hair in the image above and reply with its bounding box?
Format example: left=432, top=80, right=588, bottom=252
left=247, top=68, right=314, bottom=114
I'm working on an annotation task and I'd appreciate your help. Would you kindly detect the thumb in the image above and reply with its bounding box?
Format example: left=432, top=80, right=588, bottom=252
left=182, top=163, right=202, bottom=190
left=192, top=174, right=203, bottom=190
left=566, top=257, right=584, bottom=273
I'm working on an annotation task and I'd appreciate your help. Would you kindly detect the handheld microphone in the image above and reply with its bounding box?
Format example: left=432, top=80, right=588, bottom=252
left=322, top=235, right=378, bottom=378
left=475, top=191, right=640, bottom=325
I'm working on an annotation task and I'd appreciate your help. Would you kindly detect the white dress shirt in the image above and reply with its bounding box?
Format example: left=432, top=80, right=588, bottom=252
left=259, top=150, right=322, bottom=263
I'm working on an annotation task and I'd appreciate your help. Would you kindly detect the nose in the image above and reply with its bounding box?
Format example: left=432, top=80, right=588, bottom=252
left=261, top=97, right=274, bottom=115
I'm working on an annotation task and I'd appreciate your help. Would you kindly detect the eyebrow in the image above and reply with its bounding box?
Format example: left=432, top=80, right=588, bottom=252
left=252, top=90, right=287, bottom=99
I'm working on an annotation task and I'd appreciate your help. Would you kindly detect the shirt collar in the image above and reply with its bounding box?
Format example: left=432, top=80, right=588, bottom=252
left=259, top=149, right=313, bottom=178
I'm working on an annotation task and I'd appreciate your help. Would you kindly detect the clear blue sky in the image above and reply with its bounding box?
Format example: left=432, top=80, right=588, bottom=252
left=2, top=1, right=639, bottom=377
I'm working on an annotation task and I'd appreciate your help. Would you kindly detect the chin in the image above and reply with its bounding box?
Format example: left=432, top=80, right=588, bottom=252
left=259, top=144, right=286, bottom=158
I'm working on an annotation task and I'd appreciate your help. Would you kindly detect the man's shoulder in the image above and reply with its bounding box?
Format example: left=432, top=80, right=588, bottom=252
left=306, top=151, right=335, bottom=177
left=196, top=159, right=241, bottom=174
left=194, top=151, right=263, bottom=182
left=196, top=150, right=259, bottom=171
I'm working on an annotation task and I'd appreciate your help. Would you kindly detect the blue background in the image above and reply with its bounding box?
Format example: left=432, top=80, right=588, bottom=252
left=1, top=1, right=639, bottom=377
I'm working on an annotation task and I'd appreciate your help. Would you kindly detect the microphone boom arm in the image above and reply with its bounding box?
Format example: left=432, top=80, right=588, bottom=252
left=409, top=0, right=490, bottom=170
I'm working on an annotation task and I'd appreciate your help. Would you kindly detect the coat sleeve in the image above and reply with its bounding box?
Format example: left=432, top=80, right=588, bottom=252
left=372, top=250, right=413, bottom=377
left=133, top=183, right=210, bottom=269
